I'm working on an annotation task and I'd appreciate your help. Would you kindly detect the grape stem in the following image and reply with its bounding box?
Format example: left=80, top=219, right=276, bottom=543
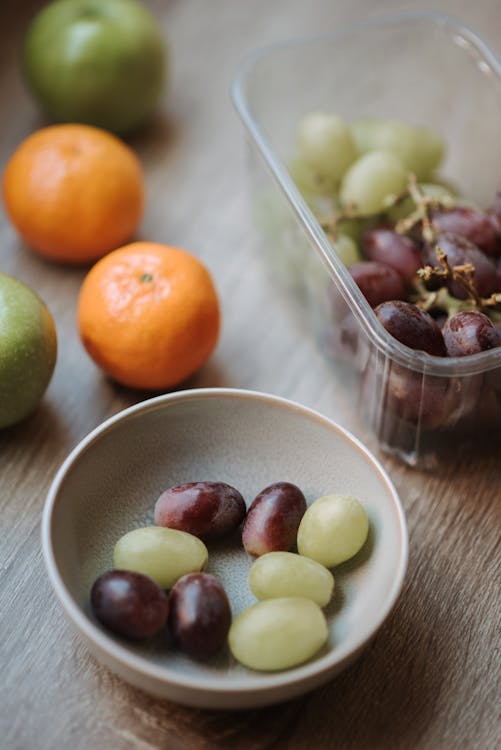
left=418, top=247, right=484, bottom=306
left=412, top=282, right=471, bottom=316
left=413, top=247, right=501, bottom=318
left=320, top=204, right=358, bottom=241
left=392, top=174, right=453, bottom=239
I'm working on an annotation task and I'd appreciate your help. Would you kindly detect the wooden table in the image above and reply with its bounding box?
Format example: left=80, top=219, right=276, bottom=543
left=1, top=1, right=500, bottom=748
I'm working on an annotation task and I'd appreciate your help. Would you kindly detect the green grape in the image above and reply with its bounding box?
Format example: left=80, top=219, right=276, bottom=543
left=248, top=551, right=334, bottom=607
left=289, top=155, right=337, bottom=198
left=413, top=125, right=445, bottom=180
left=386, top=182, right=455, bottom=224
left=113, top=526, right=208, bottom=589
left=428, top=175, right=460, bottom=197
left=335, top=217, right=364, bottom=245
left=353, top=118, right=416, bottom=176
left=334, top=233, right=361, bottom=266
left=297, top=495, right=369, bottom=568
left=297, top=111, right=358, bottom=183
left=351, top=117, right=445, bottom=181
left=350, top=116, right=379, bottom=154
left=336, top=216, right=382, bottom=246
left=340, top=150, right=407, bottom=216
left=351, top=117, right=416, bottom=164
left=424, top=178, right=478, bottom=207
left=228, top=597, right=328, bottom=671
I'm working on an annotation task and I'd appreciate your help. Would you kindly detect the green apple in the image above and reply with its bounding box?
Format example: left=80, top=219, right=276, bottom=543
left=23, top=0, right=167, bottom=135
left=0, top=274, right=57, bottom=429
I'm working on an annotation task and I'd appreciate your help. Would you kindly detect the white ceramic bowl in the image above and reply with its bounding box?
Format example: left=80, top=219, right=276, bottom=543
left=42, top=388, right=408, bottom=709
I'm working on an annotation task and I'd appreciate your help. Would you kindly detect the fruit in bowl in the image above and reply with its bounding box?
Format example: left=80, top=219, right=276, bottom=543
left=89, top=475, right=370, bottom=672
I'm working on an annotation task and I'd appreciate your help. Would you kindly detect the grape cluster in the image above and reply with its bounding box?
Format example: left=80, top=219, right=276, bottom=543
left=292, top=112, right=501, bottom=359
left=354, top=224, right=501, bottom=358
left=90, top=481, right=369, bottom=672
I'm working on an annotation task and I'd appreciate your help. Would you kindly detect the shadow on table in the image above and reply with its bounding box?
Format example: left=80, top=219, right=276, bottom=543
left=90, top=577, right=452, bottom=750
left=125, top=110, right=181, bottom=161
left=107, top=358, right=239, bottom=405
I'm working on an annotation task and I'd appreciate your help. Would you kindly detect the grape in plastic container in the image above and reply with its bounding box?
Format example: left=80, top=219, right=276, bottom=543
left=232, top=11, right=501, bottom=467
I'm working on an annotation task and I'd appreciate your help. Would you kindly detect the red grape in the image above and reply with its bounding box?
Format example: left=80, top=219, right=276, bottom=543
left=424, top=233, right=497, bottom=299
left=242, top=482, right=307, bottom=556
left=430, top=207, right=497, bottom=256
left=495, top=257, right=501, bottom=292
left=487, top=188, right=501, bottom=255
left=154, top=481, right=246, bottom=540
left=91, top=570, right=169, bottom=639
left=383, top=365, right=462, bottom=429
left=442, top=311, right=501, bottom=356
left=168, top=573, right=231, bottom=659
left=349, top=260, right=405, bottom=307
left=375, top=300, right=446, bottom=356
left=362, top=228, right=423, bottom=284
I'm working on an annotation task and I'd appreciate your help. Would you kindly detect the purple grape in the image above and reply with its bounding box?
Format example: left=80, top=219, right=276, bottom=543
left=362, top=228, right=423, bottom=284
left=431, top=312, right=448, bottom=330
left=91, top=570, right=169, bottom=639
left=383, top=365, right=462, bottom=429
left=495, top=257, right=501, bottom=292
left=493, top=187, right=501, bottom=211
left=489, top=188, right=501, bottom=226
left=424, top=233, right=497, bottom=299
left=325, top=283, right=365, bottom=365
left=375, top=300, right=446, bottom=356
left=339, top=312, right=360, bottom=358
left=486, top=188, right=501, bottom=253
left=242, top=482, right=307, bottom=556
left=487, top=207, right=500, bottom=237
left=168, top=573, right=231, bottom=659
left=442, top=311, right=501, bottom=356
left=154, top=481, right=246, bottom=540
left=430, top=207, right=497, bottom=256
left=349, top=261, right=405, bottom=308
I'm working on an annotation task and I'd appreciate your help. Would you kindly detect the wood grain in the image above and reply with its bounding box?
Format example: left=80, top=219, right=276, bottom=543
left=1, top=1, right=500, bottom=749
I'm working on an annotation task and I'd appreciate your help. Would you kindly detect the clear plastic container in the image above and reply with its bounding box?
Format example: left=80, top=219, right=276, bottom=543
left=232, top=11, right=501, bottom=467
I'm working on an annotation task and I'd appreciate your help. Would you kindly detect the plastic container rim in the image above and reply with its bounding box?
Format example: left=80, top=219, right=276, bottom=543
left=231, top=10, right=501, bottom=377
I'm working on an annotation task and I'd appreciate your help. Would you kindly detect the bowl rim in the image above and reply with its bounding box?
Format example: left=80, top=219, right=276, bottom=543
left=231, top=10, right=501, bottom=376
left=41, top=387, right=408, bottom=695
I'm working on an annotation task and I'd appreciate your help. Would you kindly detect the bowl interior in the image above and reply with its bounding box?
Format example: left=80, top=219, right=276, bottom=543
left=46, top=389, right=406, bottom=692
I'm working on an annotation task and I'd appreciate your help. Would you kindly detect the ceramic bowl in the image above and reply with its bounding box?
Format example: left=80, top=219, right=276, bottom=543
left=42, top=388, right=408, bottom=709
